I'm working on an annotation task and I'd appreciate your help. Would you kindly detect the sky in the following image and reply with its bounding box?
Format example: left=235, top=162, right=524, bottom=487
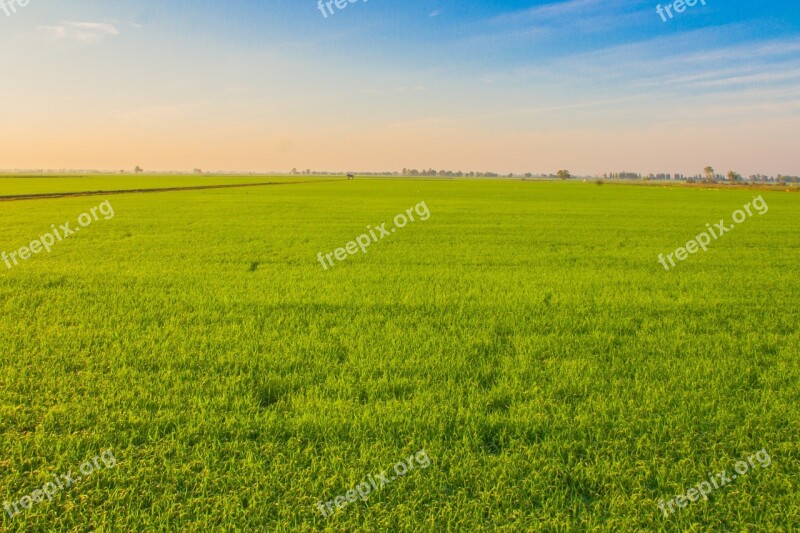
left=1, top=0, right=799, bottom=176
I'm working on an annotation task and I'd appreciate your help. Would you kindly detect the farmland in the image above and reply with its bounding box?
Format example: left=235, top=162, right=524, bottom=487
left=0, top=175, right=326, bottom=198
left=1, top=177, right=798, bottom=531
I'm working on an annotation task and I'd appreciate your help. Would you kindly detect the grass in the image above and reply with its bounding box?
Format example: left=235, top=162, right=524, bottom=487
left=0, top=175, right=330, bottom=196
left=0, top=178, right=798, bottom=531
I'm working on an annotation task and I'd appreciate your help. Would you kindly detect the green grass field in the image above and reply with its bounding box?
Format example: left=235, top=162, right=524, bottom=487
left=1, top=178, right=798, bottom=531
left=0, top=175, right=327, bottom=196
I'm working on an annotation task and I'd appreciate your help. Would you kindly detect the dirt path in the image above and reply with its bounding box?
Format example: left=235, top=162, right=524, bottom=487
left=0, top=178, right=344, bottom=202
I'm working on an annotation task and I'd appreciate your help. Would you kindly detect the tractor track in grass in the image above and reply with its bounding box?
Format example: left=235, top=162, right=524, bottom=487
left=0, top=178, right=346, bottom=202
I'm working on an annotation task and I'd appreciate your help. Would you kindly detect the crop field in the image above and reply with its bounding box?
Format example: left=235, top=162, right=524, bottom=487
left=0, top=175, right=325, bottom=197
left=1, top=177, right=798, bottom=531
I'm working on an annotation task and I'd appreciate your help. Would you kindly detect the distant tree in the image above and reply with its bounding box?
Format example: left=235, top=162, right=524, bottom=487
left=557, top=169, right=571, bottom=180
left=134, top=166, right=143, bottom=174
left=194, top=168, right=203, bottom=175
left=726, top=170, right=741, bottom=183
left=704, top=166, right=715, bottom=183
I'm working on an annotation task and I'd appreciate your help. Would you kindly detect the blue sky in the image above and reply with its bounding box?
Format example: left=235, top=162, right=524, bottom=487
left=1, top=0, right=799, bottom=174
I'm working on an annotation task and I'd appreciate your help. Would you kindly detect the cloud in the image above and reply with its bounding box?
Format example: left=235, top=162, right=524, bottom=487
left=498, top=0, right=604, bottom=21
left=429, top=10, right=442, bottom=18
left=451, top=0, right=646, bottom=50
left=38, top=22, right=119, bottom=44
left=492, top=0, right=632, bottom=25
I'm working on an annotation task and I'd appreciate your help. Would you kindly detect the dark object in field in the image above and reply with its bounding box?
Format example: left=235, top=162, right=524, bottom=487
left=347, top=174, right=355, bottom=180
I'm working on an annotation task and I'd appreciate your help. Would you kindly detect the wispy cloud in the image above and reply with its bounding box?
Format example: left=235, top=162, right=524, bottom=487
left=458, top=0, right=649, bottom=49
left=38, top=22, right=119, bottom=44
left=496, top=0, right=606, bottom=21
left=429, top=10, right=442, bottom=18
left=491, top=0, right=639, bottom=28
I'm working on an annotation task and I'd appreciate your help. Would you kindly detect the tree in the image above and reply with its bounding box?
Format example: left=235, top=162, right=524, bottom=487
left=726, top=170, right=741, bottom=183
left=703, top=166, right=715, bottom=183
left=134, top=166, right=143, bottom=174
left=557, top=169, right=571, bottom=180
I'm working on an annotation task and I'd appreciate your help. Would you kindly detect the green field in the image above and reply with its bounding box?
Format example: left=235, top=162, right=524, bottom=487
left=0, top=175, right=327, bottom=196
left=1, top=178, right=798, bottom=531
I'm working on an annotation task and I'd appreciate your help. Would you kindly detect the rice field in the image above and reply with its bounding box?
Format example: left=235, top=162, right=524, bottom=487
left=1, top=177, right=798, bottom=531
left=0, top=175, right=325, bottom=197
